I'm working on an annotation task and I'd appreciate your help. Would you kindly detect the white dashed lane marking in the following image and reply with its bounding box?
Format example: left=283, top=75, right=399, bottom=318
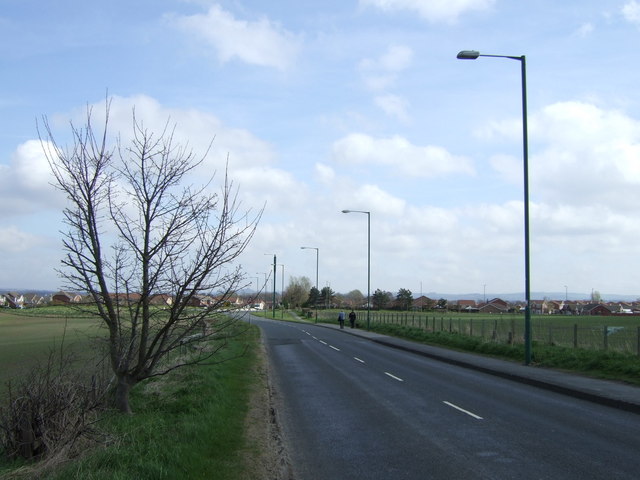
left=384, top=372, right=404, bottom=382
left=443, top=401, right=483, bottom=420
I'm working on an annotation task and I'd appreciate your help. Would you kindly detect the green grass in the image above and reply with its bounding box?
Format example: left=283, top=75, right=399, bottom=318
left=316, top=309, right=640, bottom=354
left=0, top=323, right=262, bottom=480
left=0, top=310, right=103, bottom=387
left=250, top=309, right=299, bottom=322
left=367, top=323, right=640, bottom=386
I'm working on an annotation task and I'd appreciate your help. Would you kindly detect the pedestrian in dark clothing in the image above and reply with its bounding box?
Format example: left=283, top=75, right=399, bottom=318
left=338, top=311, right=345, bottom=329
left=349, top=310, right=356, bottom=328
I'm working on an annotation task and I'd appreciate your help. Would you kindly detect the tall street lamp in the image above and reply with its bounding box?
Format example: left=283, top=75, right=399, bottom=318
left=342, top=209, right=371, bottom=330
left=300, top=246, right=319, bottom=323
left=457, top=49, right=532, bottom=365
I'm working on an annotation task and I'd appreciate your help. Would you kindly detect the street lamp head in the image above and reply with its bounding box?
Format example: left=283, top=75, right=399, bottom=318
left=457, top=50, right=480, bottom=60
left=341, top=209, right=351, bottom=213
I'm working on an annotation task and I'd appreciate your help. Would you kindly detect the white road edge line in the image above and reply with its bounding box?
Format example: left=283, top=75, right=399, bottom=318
left=384, top=372, right=404, bottom=382
left=443, top=401, right=483, bottom=420
left=354, top=357, right=365, bottom=363
left=330, top=345, right=340, bottom=351
left=319, top=340, right=327, bottom=345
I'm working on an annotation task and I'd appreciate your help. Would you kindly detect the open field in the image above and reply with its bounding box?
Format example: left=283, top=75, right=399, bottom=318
left=317, top=310, right=640, bottom=355
left=0, top=310, right=105, bottom=387
left=0, top=318, right=266, bottom=479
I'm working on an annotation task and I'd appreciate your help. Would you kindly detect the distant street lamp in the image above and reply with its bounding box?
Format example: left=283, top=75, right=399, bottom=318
left=300, top=246, right=319, bottom=323
left=457, top=49, right=532, bottom=365
left=342, top=209, right=371, bottom=329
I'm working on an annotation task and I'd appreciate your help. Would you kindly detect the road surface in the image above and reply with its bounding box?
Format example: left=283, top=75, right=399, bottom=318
left=253, top=317, right=640, bottom=480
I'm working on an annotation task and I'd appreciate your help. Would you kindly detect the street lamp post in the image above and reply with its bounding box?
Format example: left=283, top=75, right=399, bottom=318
left=342, top=209, right=371, bottom=330
left=300, top=246, right=319, bottom=323
left=457, top=49, right=532, bottom=365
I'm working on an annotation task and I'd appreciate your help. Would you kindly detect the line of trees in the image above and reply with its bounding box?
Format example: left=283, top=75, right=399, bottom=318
left=282, top=280, right=450, bottom=312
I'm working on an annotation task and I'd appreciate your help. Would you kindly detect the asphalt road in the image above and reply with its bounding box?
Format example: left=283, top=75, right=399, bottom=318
left=252, top=316, right=640, bottom=480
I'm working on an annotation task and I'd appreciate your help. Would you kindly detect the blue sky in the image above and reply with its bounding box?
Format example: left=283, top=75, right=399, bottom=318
left=2, top=0, right=640, bottom=299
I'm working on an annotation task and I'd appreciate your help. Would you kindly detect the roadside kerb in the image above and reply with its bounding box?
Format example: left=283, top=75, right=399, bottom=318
left=317, top=323, right=640, bottom=415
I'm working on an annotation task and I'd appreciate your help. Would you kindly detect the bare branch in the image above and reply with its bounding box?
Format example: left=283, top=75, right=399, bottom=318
left=41, top=99, right=261, bottom=413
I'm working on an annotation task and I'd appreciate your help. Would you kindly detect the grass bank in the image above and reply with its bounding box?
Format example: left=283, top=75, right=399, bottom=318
left=0, top=323, right=265, bottom=480
left=368, top=323, right=640, bottom=386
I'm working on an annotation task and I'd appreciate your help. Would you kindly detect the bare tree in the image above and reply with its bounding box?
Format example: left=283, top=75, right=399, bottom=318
left=344, top=289, right=365, bottom=309
left=282, top=276, right=311, bottom=308
left=40, top=100, right=261, bottom=413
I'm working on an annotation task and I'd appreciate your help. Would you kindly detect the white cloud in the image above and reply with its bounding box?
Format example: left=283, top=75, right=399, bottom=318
left=168, top=4, right=300, bottom=70
left=315, top=163, right=336, bottom=185
left=477, top=100, right=640, bottom=210
left=360, top=0, right=495, bottom=23
left=374, top=94, right=410, bottom=122
left=351, top=184, right=406, bottom=215
left=0, top=226, right=43, bottom=253
left=233, top=166, right=306, bottom=213
left=574, top=22, right=594, bottom=37
left=332, top=133, right=475, bottom=178
left=359, top=45, right=413, bottom=91
left=0, top=140, right=65, bottom=214
left=66, top=94, right=275, bottom=172
left=529, top=101, right=640, bottom=208
left=622, top=1, right=640, bottom=26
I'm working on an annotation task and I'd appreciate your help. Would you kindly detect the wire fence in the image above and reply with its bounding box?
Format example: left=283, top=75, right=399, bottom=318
left=318, top=310, right=640, bottom=356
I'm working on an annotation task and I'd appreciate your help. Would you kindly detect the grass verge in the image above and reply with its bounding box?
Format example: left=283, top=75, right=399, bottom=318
left=1, top=323, right=264, bottom=480
left=368, top=323, right=640, bottom=387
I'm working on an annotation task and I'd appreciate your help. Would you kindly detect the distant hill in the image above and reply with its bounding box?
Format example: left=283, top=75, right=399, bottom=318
left=0, top=289, right=56, bottom=295
left=425, top=292, right=640, bottom=302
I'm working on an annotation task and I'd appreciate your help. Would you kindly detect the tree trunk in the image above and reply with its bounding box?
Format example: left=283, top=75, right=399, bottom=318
left=114, top=375, right=134, bottom=414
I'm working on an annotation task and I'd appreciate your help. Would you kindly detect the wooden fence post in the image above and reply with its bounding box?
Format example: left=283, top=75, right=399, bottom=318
left=573, top=324, right=578, bottom=349
left=603, top=325, right=608, bottom=351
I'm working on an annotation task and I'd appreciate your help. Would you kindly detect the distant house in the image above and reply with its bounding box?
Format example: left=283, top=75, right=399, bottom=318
left=4, top=292, right=25, bottom=309
left=547, top=301, right=562, bottom=314
left=186, top=295, right=218, bottom=308
left=412, top=296, right=434, bottom=310
left=454, top=299, right=478, bottom=312
left=52, top=291, right=82, bottom=304
left=22, top=293, right=47, bottom=307
left=109, top=292, right=142, bottom=305
left=150, top=293, right=173, bottom=306
left=530, top=300, right=552, bottom=315
left=479, top=298, right=509, bottom=314
left=580, top=303, right=613, bottom=316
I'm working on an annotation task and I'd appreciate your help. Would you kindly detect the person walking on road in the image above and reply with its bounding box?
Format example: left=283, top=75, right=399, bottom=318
left=349, top=310, right=356, bottom=328
left=338, top=311, right=345, bottom=329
